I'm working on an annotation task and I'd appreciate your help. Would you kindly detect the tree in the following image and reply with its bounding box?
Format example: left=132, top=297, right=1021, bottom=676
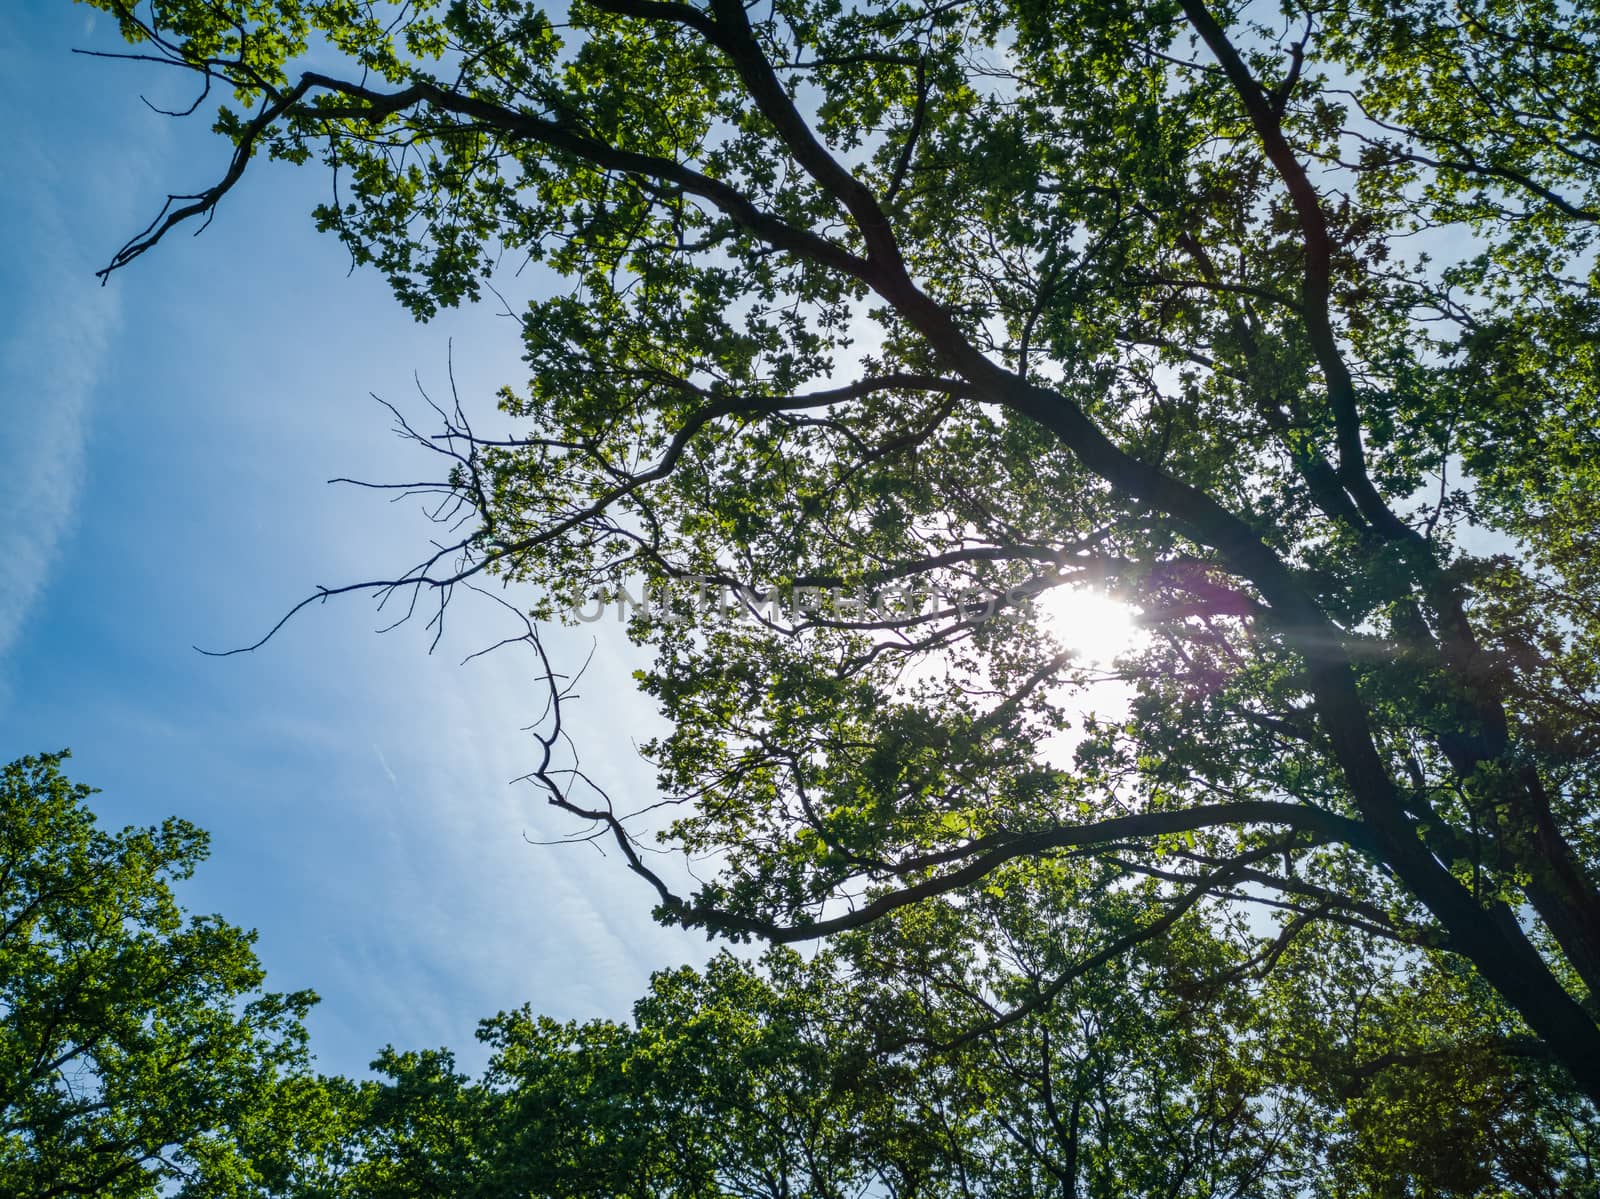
left=9, top=759, right=1579, bottom=1198
left=76, top=0, right=1600, bottom=1104
left=311, top=958, right=896, bottom=1199
left=0, top=751, right=334, bottom=1198
left=307, top=893, right=1600, bottom=1198
left=837, top=859, right=1600, bottom=1197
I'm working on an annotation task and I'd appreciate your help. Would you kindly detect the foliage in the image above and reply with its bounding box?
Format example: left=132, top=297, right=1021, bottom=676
left=0, top=752, right=332, bottom=1199
left=2, top=750, right=1591, bottom=1195
left=310, top=892, right=1600, bottom=1198
left=73, top=0, right=1600, bottom=1119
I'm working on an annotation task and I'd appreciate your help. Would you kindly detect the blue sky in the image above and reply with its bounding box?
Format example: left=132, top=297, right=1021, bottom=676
left=1, top=3, right=707, bottom=1078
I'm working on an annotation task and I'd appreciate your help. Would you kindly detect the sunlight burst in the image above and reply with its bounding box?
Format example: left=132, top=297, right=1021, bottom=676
left=1035, top=586, right=1143, bottom=665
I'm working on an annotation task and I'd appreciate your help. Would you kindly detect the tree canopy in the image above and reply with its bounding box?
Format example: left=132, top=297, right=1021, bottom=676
left=76, top=0, right=1600, bottom=1121
left=5, top=752, right=1598, bottom=1196
left=0, top=752, right=330, bottom=1198
left=293, top=880, right=1600, bottom=1198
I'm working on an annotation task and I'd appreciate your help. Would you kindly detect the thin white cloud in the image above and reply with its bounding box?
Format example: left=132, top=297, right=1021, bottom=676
left=0, top=167, right=120, bottom=682
left=0, top=19, right=158, bottom=696
left=372, top=743, right=400, bottom=786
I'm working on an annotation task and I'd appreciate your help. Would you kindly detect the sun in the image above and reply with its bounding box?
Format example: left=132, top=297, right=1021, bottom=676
left=1034, top=586, right=1143, bottom=665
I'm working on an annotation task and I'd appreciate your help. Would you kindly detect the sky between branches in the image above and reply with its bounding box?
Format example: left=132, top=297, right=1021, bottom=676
left=0, top=2, right=717, bottom=1079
